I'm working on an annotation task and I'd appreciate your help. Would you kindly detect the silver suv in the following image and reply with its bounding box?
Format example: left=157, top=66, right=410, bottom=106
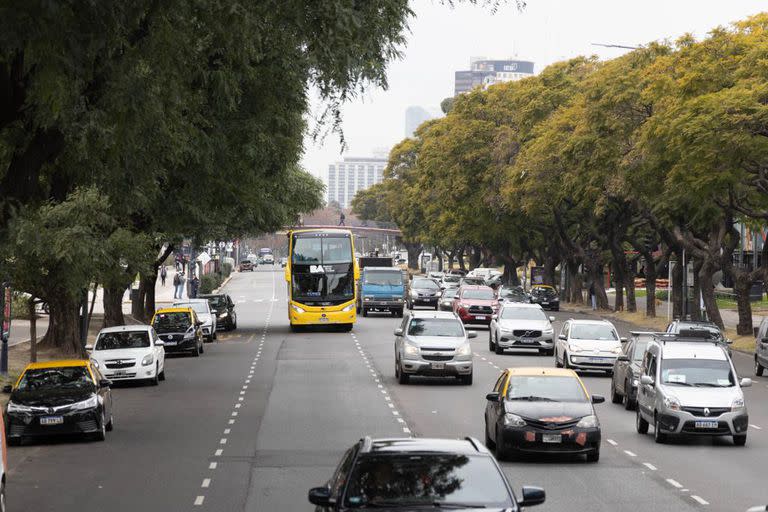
left=488, top=303, right=555, bottom=356
left=394, top=311, right=476, bottom=385
left=636, top=337, right=752, bottom=445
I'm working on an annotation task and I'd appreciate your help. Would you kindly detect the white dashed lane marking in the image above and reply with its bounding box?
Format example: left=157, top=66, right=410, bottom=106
left=623, top=450, right=637, bottom=457
left=666, top=479, right=683, bottom=489
left=642, top=462, right=657, bottom=471
left=691, top=496, right=709, bottom=505
left=606, top=439, right=618, bottom=446
left=194, top=496, right=205, bottom=506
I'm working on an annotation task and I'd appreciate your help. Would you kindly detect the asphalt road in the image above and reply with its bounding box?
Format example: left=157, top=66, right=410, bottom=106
left=8, top=268, right=767, bottom=511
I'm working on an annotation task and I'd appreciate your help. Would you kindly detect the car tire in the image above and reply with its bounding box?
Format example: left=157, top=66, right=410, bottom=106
left=94, top=412, right=107, bottom=442
left=545, top=348, right=554, bottom=356
left=434, top=304, right=439, bottom=311
left=192, top=341, right=201, bottom=357
left=199, top=340, right=204, bottom=354
left=0, top=479, right=6, bottom=512
left=150, top=364, right=159, bottom=386
left=106, top=414, right=114, bottom=432
left=563, top=352, right=570, bottom=369
left=654, top=417, right=667, bottom=444
left=397, top=309, right=404, bottom=318
left=341, top=324, right=353, bottom=332
left=489, top=331, right=495, bottom=352
left=755, top=358, right=764, bottom=377
left=397, top=363, right=409, bottom=385
left=586, top=447, right=600, bottom=462
left=734, top=434, right=747, bottom=446
left=495, top=341, right=503, bottom=355
left=555, top=350, right=563, bottom=368
left=623, top=381, right=634, bottom=410
left=636, top=409, right=649, bottom=434
left=610, top=381, right=622, bottom=404
left=159, top=367, right=166, bottom=381
left=460, top=372, right=473, bottom=385
left=495, top=425, right=511, bottom=461
left=362, top=308, right=368, bottom=317
left=484, top=422, right=496, bottom=450
left=7, top=437, right=21, bottom=447
left=213, top=330, right=217, bottom=341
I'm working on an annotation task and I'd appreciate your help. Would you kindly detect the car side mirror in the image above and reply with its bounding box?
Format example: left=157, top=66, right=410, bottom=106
left=485, top=392, right=500, bottom=402
left=558, top=334, right=567, bottom=341
left=394, top=328, right=403, bottom=337
left=2, top=385, right=12, bottom=394
left=740, top=377, right=753, bottom=388
left=467, top=331, right=478, bottom=339
left=591, top=394, right=605, bottom=404
left=518, top=486, right=546, bottom=507
left=616, top=355, right=629, bottom=362
left=761, top=337, right=768, bottom=344
left=85, top=344, right=94, bottom=351
left=725, top=338, right=733, bottom=345
left=196, top=321, right=203, bottom=327
left=620, top=337, right=628, bottom=343
left=549, top=316, right=556, bottom=322
left=155, top=340, right=165, bottom=347
left=308, top=486, right=332, bottom=506
left=99, top=379, right=113, bottom=388
left=640, top=375, right=654, bottom=386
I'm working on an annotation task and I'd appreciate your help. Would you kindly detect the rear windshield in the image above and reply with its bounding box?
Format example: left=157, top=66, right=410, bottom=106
left=532, top=287, right=556, bottom=297
left=343, top=454, right=512, bottom=508
left=507, top=376, right=587, bottom=402
left=153, top=312, right=192, bottom=332
left=364, top=271, right=403, bottom=286
left=407, top=318, right=464, bottom=337
left=462, top=289, right=495, bottom=300
left=205, top=296, right=227, bottom=308
left=96, top=331, right=150, bottom=350
left=442, top=289, right=459, bottom=299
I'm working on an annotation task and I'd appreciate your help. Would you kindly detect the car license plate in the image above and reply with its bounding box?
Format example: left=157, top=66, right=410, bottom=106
left=695, top=421, right=718, bottom=429
left=165, top=340, right=177, bottom=346
left=319, top=317, right=329, bottom=323
left=431, top=363, right=445, bottom=370
left=40, top=416, right=64, bottom=426
left=475, top=315, right=486, bottom=320
left=542, top=434, right=561, bottom=443
left=541, top=302, right=549, bottom=305
left=588, top=357, right=604, bottom=362
left=519, top=338, right=535, bottom=344
left=113, top=370, right=127, bottom=376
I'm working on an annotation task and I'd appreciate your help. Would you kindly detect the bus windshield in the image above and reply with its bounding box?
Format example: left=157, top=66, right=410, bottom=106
left=291, top=235, right=355, bottom=305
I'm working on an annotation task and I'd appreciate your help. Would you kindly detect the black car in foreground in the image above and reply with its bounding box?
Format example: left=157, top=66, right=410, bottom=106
left=308, top=437, right=545, bottom=511
left=529, top=286, right=559, bottom=311
left=484, top=368, right=603, bottom=462
left=497, top=286, right=530, bottom=304
left=200, top=293, right=237, bottom=331
left=4, top=360, right=113, bottom=445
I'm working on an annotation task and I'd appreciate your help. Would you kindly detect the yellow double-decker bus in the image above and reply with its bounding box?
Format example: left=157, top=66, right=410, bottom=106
left=285, top=229, right=359, bottom=331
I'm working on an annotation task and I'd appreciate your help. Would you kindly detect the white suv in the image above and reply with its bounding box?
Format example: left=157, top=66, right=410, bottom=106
left=488, top=303, right=555, bottom=355
left=555, top=319, right=623, bottom=374
left=88, top=325, right=166, bottom=385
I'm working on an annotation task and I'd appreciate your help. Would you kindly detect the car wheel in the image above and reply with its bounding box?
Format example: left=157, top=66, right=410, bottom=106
left=610, top=380, right=622, bottom=404
left=106, top=413, right=114, bottom=432
left=484, top=421, right=496, bottom=449
left=623, top=381, right=634, bottom=410
left=495, top=425, right=511, bottom=461
left=434, top=304, right=439, bottom=311
left=460, top=372, right=473, bottom=385
left=397, top=309, right=404, bottom=318
left=213, top=330, right=217, bottom=341
left=563, top=352, right=570, bottom=369
left=159, top=366, right=166, bottom=381
left=397, top=361, right=409, bottom=385
left=734, top=434, right=747, bottom=446
left=636, top=409, right=649, bottom=434
left=654, top=416, right=667, bottom=444
left=150, top=364, right=159, bottom=386
left=489, top=331, right=495, bottom=351
left=192, top=341, right=201, bottom=357
left=94, top=412, right=107, bottom=441
left=555, top=349, right=563, bottom=368
left=755, top=358, right=764, bottom=377
left=545, top=348, right=554, bottom=356
left=6, top=437, right=21, bottom=447
left=362, top=308, right=368, bottom=317
left=0, top=479, right=6, bottom=512
left=586, top=447, right=600, bottom=462
left=199, top=340, right=205, bottom=354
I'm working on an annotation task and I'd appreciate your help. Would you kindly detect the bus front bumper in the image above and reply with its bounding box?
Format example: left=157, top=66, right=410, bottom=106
left=289, top=304, right=356, bottom=325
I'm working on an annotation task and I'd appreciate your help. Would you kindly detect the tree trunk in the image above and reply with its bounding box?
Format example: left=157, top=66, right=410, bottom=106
left=405, top=242, right=421, bottom=272
left=671, top=255, right=683, bottom=319
left=733, top=272, right=754, bottom=335
left=612, top=258, right=625, bottom=312
left=626, top=259, right=637, bottom=313
left=445, top=250, right=455, bottom=270
left=434, top=248, right=444, bottom=272
left=698, top=260, right=723, bottom=329
left=28, top=298, right=37, bottom=363
left=567, top=260, right=583, bottom=304
left=103, top=285, right=125, bottom=327
left=543, top=256, right=557, bottom=286
left=40, top=294, right=84, bottom=356
left=691, top=259, right=703, bottom=321
left=457, top=247, right=466, bottom=271
left=469, top=246, right=482, bottom=270
left=143, top=272, right=158, bottom=321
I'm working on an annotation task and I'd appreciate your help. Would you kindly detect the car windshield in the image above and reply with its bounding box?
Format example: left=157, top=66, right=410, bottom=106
left=661, top=358, right=735, bottom=387
left=499, top=288, right=525, bottom=298
left=570, top=324, right=618, bottom=341
left=507, top=376, right=588, bottom=402
left=532, top=287, right=556, bottom=297
left=443, top=275, right=460, bottom=283
left=240, top=260, right=251, bottom=264
left=153, top=312, right=192, bottom=332
left=677, top=324, right=722, bottom=338
left=500, top=307, right=547, bottom=321
left=343, top=454, right=512, bottom=508
left=442, top=289, right=458, bottom=299
left=412, top=279, right=439, bottom=290
left=205, top=296, right=227, bottom=308
left=17, top=367, right=93, bottom=391
left=96, top=331, right=150, bottom=350
left=462, top=289, right=495, bottom=300
left=462, top=278, right=484, bottom=285
left=364, top=271, right=403, bottom=286
left=632, top=340, right=649, bottom=361
left=407, top=318, right=464, bottom=337
left=175, top=302, right=208, bottom=315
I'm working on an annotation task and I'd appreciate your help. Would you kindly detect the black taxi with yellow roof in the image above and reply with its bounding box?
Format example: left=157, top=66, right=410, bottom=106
left=151, top=306, right=204, bottom=356
left=484, top=367, right=603, bottom=462
left=3, top=359, right=114, bottom=444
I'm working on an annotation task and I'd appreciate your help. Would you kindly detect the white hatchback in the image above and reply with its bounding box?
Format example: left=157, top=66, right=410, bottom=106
left=88, top=325, right=166, bottom=385
left=173, top=299, right=217, bottom=342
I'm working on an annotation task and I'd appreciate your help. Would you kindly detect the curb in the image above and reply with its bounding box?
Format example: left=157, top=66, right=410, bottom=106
left=213, top=275, right=233, bottom=294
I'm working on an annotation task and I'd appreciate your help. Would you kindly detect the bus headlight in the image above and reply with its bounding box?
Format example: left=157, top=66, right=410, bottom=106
left=341, top=304, right=355, bottom=312
left=291, top=304, right=305, bottom=314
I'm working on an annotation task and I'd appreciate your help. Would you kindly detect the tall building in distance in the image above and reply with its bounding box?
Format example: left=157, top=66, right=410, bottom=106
left=405, top=106, right=434, bottom=137
left=454, top=57, right=534, bottom=95
left=326, top=155, right=388, bottom=209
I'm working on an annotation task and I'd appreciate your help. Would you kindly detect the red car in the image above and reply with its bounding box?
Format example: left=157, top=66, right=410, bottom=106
left=452, top=285, right=499, bottom=325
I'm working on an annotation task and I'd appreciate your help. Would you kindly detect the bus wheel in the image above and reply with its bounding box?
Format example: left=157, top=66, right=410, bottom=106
left=340, top=323, right=353, bottom=332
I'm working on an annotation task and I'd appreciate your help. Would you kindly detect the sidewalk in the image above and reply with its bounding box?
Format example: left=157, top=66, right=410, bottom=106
left=630, top=294, right=765, bottom=330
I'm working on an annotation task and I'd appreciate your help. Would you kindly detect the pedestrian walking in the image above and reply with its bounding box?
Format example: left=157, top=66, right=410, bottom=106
left=589, top=281, right=597, bottom=310
left=190, top=274, right=200, bottom=298
left=160, top=265, right=167, bottom=286
left=173, top=271, right=184, bottom=299
left=338, top=212, right=345, bottom=226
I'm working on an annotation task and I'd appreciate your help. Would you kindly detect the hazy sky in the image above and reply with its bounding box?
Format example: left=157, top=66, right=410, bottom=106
left=301, top=0, right=767, bottom=179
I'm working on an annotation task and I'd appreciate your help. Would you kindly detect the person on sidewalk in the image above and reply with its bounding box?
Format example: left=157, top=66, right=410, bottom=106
left=173, top=271, right=184, bottom=299
left=338, top=212, right=345, bottom=226
left=189, top=274, right=200, bottom=298
left=588, top=281, right=597, bottom=310
left=160, top=265, right=167, bottom=286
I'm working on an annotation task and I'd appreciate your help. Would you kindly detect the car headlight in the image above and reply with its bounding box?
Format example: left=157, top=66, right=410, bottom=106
left=410, top=290, right=419, bottom=297
left=71, top=396, right=99, bottom=411
left=342, top=303, right=355, bottom=312
left=632, top=379, right=639, bottom=387
left=543, top=328, right=554, bottom=335
left=568, top=344, right=583, bottom=353
left=218, top=311, right=228, bottom=318
left=731, top=397, right=745, bottom=412
left=403, top=343, right=419, bottom=356
left=663, top=396, right=681, bottom=412
left=611, top=347, right=622, bottom=354
left=7, top=401, right=33, bottom=413
left=291, top=304, right=305, bottom=314
left=460, top=303, right=471, bottom=309
left=576, top=415, right=599, bottom=428
left=142, top=353, right=155, bottom=366
left=456, top=343, right=472, bottom=356
left=184, top=326, right=196, bottom=339
left=90, top=358, right=100, bottom=369
left=364, top=296, right=374, bottom=301
left=504, top=413, right=527, bottom=427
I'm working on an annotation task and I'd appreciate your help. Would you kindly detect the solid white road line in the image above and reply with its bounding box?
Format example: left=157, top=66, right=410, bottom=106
left=643, top=463, right=657, bottom=471
left=691, top=496, right=709, bottom=505
left=666, top=479, right=683, bottom=489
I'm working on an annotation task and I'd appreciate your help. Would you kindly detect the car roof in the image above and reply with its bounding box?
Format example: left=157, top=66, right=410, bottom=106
left=500, top=302, right=542, bottom=309
left=507, top=367, right=579, bottom=378
left=364, top=267, right=399, bottom=271
left=568, top=318, right=614, bottom=326
left=532, top=284, right=555, bottom=289
left=154, top=307, right=193, bottom=314
left=24, top=359, right=90, bottom=370
left=174, top=299, right=207, bottom=304
left=659, top=341, right=727, bottom=360
left=198, top=293, right=226, bottom=298
left=98, top=325, right=153, bottom=334
left=409, top=310, right=459, bottom=319
left=362, top=437, right=490, bottom=456
left=459, top=285, right=493, bottom=290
